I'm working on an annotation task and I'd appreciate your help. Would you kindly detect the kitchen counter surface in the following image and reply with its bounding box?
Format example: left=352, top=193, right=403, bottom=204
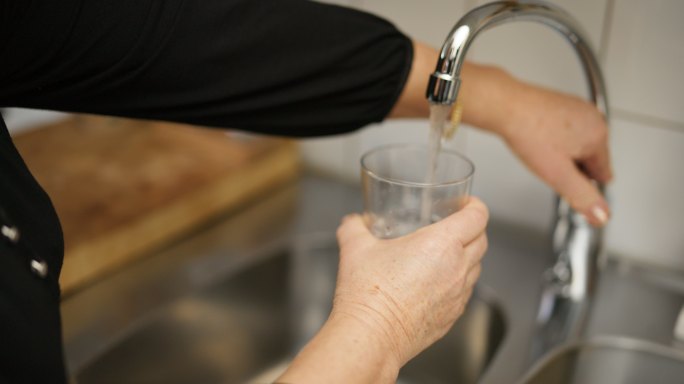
left=15, top=115, right=298, bottom=294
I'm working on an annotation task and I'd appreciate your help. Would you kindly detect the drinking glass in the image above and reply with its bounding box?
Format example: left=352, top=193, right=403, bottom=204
left=361, top=144, right=474, bottom=239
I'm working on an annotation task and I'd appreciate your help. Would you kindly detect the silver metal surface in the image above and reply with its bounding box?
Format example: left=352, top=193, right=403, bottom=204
left=68, top=220, right=505, bottom=384
left=426, top=0, right=609, bottom=359
left=61, top=175, right=684, bottom=383
left=519, top=336, right=684, bottom=384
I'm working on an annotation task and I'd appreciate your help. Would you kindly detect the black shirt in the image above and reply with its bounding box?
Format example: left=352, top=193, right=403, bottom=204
left=0, top=0, right=412, bottom=382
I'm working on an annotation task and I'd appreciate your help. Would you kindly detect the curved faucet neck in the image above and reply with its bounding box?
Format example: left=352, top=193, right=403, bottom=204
left=426, top=1, right=608, bottom=118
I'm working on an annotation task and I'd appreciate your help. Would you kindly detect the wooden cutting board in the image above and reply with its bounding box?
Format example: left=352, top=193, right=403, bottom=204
left=13, top=115, right=300, bottom=294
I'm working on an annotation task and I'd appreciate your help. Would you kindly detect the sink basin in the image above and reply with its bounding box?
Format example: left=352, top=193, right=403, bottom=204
left=75, top=233, right=506, bottom=384
left=61, top=176, right=684, bottom=384
left=519, top=337, right=684, bottom=384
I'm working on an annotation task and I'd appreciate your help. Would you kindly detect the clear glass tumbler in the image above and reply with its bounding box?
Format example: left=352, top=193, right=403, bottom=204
left=361, top=144, right=474, bottom=239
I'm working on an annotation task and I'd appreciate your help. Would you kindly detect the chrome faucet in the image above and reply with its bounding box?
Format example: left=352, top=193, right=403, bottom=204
left=426, top=0, right=609, bottom=360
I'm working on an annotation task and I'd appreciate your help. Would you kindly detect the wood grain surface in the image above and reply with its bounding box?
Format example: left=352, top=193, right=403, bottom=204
left=13, top=115, right=300, bottom=294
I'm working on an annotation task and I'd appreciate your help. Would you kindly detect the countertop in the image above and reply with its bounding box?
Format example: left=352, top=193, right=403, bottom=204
left=15, top=115, right=299, bottom=293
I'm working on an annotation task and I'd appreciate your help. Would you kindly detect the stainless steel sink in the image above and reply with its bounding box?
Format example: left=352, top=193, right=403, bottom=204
left=74, top=233, right=505, bottom=384
left=62, top=175, right=684, bottom=383
left=519, top=337, right=684, bottom=384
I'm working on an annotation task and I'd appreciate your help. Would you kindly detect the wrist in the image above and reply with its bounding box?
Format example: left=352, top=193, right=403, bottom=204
left=326, top=310, right=403, bottom=381
left=460, top=63, right=522, bottom=139
left=490, top=69, right=524, bottom=140
left=278, top=310, right=402, bottom=384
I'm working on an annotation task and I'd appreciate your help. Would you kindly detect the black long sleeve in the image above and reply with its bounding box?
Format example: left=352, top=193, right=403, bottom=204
left=1, top=0, right=412, bottom=136
left=0, top=0, right=412, bottom=382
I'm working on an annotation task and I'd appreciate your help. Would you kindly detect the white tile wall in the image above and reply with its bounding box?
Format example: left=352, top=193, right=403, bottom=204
left=604, top=0, right=684, bottom=126
left=358, top=0, right=469, bottom=47
left=606, top=118, right=684, bottom=268
left=3, top=108, right=68, bottom=136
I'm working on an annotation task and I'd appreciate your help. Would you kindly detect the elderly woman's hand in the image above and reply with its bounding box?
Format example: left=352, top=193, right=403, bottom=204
left=497, top=76, right=612, bottom=226
left=456, top=63, right=612, bottom=227
left=277, top=197, right=489, bottom=384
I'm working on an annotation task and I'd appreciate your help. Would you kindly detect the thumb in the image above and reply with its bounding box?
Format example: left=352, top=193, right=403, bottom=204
left=336, top=214, right=375, bottom=250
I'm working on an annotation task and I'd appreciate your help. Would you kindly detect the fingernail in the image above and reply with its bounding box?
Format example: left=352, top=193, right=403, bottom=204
left=591, top=205, right=609, bottom=226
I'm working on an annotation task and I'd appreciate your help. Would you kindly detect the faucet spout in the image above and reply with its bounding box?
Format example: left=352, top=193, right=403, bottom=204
left=427, top=0, right=610, bottom=360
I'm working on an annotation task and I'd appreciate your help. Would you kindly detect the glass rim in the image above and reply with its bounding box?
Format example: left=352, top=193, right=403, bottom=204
left=360, top=143, right=475, bottom=188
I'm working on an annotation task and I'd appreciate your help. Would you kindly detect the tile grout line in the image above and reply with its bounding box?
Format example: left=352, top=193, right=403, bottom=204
left=612, top=109, right=684, bottom=135
left=597, top=0, right=616, bottom=65
left=595, top=1, right=684, bottom=136
left=551, top=5, right=684, bottom=272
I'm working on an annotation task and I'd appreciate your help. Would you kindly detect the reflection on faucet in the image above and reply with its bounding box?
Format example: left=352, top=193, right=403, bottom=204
left=425, top=0, right=609, bottom=362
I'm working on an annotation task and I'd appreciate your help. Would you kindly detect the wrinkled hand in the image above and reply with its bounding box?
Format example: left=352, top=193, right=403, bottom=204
left=332, top=197, right=489, bottom=367
left=277, top=196, right=488, bottom=383
left=500, top=78, right=612, bottom=226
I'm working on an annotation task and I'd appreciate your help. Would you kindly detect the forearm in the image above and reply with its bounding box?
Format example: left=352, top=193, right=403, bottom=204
left=388, top=40, right=516, bottom=136
left=277, top=313, right=400, bottom=384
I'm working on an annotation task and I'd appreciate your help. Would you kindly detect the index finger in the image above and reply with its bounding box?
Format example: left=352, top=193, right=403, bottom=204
left=582, top=143, right=614, bottom=183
